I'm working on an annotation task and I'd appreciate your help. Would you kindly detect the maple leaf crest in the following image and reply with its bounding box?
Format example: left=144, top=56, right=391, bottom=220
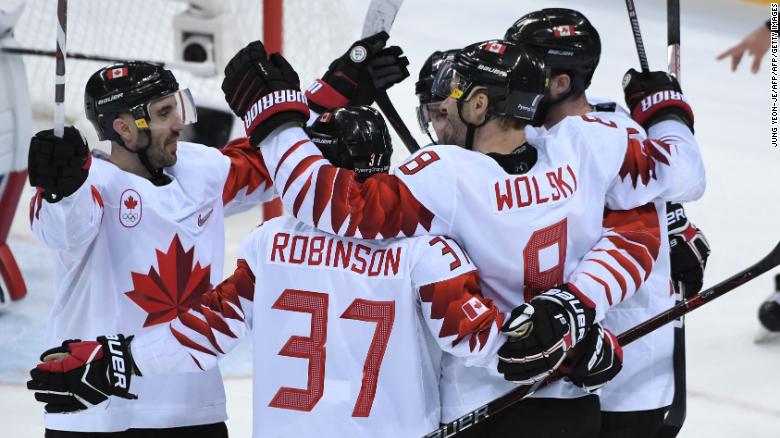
left=124, top=196, right=138, bottom=210
left=618, top=137, right=671, bottom=188
left=125, top=235, right=212, bottom=327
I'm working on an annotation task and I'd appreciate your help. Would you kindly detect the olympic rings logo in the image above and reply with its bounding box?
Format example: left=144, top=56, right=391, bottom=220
left=122, top=213, right=138, bottom=222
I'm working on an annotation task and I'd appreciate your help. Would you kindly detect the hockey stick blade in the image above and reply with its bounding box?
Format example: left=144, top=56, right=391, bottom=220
left=361, top=0, right=405, bottom=38
left=424, top=241, right=780, bottom=438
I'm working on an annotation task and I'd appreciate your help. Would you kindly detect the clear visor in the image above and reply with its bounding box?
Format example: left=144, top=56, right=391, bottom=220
left=431, top=60, right=460, bottom=100
left=142, top=88, right=198, bottom=129
left=416, top=100, right=447, bottom=144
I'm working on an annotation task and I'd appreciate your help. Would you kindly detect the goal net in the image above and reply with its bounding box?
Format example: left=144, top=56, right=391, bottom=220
left=8, top=0, right=352, bottom=149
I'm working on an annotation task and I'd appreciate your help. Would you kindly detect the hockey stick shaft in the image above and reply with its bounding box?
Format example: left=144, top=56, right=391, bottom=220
left=624, top=0, right=650, bottom=72
left=667, top=0, right=681, bottom=79
left=2, top=47, right=217, bottom=76
left=376, top=91, right=420, bottom=153
left=359, top=0, right=421, bottom=154
left=54, top=0, right=67, bottom=138
left=425, top=241, right=780, bottom=438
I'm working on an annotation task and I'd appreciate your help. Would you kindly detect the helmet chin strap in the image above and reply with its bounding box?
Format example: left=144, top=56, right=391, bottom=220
left=117, top=129, right=171, bottom=186
left=456, top=99, right=490, bottom=150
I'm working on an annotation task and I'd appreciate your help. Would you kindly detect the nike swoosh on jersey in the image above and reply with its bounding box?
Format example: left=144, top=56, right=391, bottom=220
left=197, top=209, right=214, bottom=227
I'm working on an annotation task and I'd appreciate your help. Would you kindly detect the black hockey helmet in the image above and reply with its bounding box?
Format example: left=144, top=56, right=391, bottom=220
left=307, top=106, right=392, bottom=180
left=416, top=49, right=459, bottom=105
left=504, top=8, right=601, bottom=94
left=431, top=39, right=549, bottom=122
left=84, top=61, right=195, bottom=142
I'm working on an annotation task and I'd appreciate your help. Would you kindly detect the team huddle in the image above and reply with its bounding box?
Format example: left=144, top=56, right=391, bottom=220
left=24, top=8, right=711, bottom=438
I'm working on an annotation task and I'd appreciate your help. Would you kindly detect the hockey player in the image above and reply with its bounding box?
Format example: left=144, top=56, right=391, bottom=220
left=505, top=8, right=711, bottom=437
left=25, top=62, right=277, bottom=437
left=215, top=36, right=705, bottom=437
left=24, top=106, right=595, bottom=437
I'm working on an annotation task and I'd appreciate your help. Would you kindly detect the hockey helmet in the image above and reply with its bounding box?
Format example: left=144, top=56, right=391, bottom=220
left=307, top=106, right=392, bottom=180
left=85, top=61, right=197, bottom=142
left=504, top=8, right=601, bottom=94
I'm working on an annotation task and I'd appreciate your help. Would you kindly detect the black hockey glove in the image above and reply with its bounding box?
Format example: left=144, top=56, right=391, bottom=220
left=306, top=31, right=410, bottom=112
left=565, top=324, right=623, bottom=392
left=667, top=202, right=711, bottom=297
left=497, top=285, right=595, bottom=385
left=221, top=41, right=309, bottom=147
left=28, top=127, right=91, bottom=203
left=622, top=68, right=694, bottom=132
left=27, top=335, right=139, bottom=413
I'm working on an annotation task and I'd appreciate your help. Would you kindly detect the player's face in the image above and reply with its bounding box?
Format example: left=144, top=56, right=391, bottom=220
left=436, top=74, right=469, bottom=146
left=144, top=95, right=185, bottom=167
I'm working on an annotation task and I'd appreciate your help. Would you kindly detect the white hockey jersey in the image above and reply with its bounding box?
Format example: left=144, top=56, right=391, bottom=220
left=131, top=215, right=507, bottom=437
left=256, top=116, right=703, bottom=421
left=30, top=138, right=274, bottom=432
left=562, top=100, right=675, bottom=412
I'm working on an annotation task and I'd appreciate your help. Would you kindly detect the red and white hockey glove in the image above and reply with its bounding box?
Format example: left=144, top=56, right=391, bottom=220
left=565, top=324, right=623, bottom=393
left=27, top=335, right=139, bottom=413
left=667, top=202, right=711, bottom=297
left=221, top=41, right=309, bottom=147
left=622, top=68, right=694, bottom=132
left=497, top=285, right=596, bottom=385
left=306, top=31, right=410, bottom=112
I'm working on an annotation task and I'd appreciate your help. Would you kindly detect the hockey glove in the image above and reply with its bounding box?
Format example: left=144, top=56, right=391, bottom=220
left=622, top=68, right=694, bottom=132
left=667, top=202, right=711, bottom=297
left=28, top=127, right=91, bottom=203
left=565, top=324, right=623, bottom=392
left=306, top=31, right=410, bottom=112
left=497, top=285, right=595, bottom=385
left=221, top=41, right=309, bottom=146
left=27, top=335, right=139, bottom=413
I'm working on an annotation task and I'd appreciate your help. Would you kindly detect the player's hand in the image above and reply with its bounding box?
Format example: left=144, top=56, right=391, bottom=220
left=28, top=127, right=91, bottom=203
left=622, top=68, right=694, bottom=132
left=306, top=31, right=410, bottom=112
left=716, top=22, right=771, bottom=73
left=497, top=285, right=595, bottom=385
left=27, top=335, right=138, bottom=413
left=221, top=41, right=309, bottom=146
left=565, top=323, right=623, bottom=392
left=667, top=202, right=710, bottom=297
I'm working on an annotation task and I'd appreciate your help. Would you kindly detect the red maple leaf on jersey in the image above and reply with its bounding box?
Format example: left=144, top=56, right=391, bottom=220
left=124, top=196, right=138, bottom=210
left=125, top=235, right=212, bottom=327
left=618, top=137, right=671, bottom=187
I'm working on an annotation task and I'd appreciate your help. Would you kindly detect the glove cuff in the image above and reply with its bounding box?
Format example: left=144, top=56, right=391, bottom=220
left=306, top=79, right=350, bottom=113
left=96, top=334, right=139, bottom=399
left=242, top=90, right=310, bottom=146
left=630, top=91, right=694, bottom=132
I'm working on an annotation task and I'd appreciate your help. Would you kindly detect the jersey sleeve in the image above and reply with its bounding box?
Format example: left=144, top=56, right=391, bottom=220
left=130, top=232, right=259, bottom=376
left=29, top=171, right=105, bottom=252
left=219, top=137, right=276, bottom=215
left=258, top=124, right=451, bottom=238
left=411, top=236, right=506, bottom=372
left=599, top=117, right=706, bottom=208
left=567, top=203, right=661, bottom=322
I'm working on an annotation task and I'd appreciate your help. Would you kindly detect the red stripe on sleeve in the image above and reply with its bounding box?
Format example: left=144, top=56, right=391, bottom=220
left=583, top=272, right=613, bottom=305
left=283, top=155, right=322, bottom=197
left=274, top=139, right=309, bottom=180
left=170, top=325, right=216, bottom=356
left=221, top=137, right=273, bottom=205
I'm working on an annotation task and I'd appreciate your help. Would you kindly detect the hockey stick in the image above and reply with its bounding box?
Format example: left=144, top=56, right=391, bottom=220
left=360, top=0, right=421, bottom=154
left=657, top=2, right=686, bottom=437
left=2, top=47, right=217, bottom=77
left=44, top=0, right=68, bottom=203
left=624, top=0, right=650, bottom=72
left=424, top=241, right=780, bottom=438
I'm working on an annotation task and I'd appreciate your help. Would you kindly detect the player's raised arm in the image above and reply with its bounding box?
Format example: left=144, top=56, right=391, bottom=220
left=602, top=69, right=705, bottom=209
left=219, top=40, right=452, bottom=239
left=28, top=127, right=103, bottom=252
left=217, top=136, right=275, bottom=215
